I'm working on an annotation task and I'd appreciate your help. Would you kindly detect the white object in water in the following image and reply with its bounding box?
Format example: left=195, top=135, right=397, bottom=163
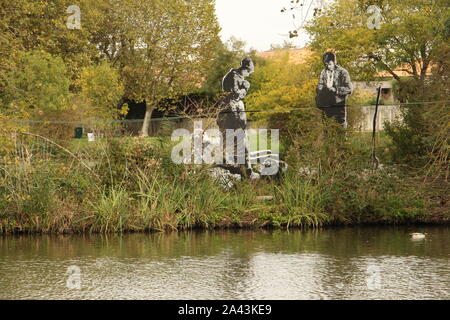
left=410, top=233, right=427, bottom=240
left=87, top=132, right=95, bottom=142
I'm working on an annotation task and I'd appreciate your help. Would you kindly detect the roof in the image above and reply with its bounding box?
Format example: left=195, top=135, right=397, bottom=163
left=256, top=47, right=314, bottom=65
left=256, top=47, right=434, bottom=78
left=376, top=63, right=433, bottom=78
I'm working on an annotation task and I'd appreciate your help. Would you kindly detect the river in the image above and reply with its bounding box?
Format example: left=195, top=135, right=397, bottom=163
left=0, top=226, right=449, bottom=300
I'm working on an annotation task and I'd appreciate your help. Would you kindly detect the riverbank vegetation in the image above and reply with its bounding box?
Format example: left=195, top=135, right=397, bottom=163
left=0, top=114, right=447, bottom=234
left=0, top=0, right=448, bottom=233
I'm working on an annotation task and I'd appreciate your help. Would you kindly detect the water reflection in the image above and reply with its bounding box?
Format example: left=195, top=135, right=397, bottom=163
left=0, top=226, right=449, bottom=299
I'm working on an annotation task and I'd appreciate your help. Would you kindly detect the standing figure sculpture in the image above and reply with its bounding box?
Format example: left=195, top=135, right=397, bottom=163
left=217, top=58, right=254, bottom=169
left=316, top=52, right=353, bottom=127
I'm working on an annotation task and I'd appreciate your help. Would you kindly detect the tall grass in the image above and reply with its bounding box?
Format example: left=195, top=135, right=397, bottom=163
left=0, top=133, right=441, bottom=234
left=271, top=173, right=328, bottom=228
left=0, top=161, right=79, bottom=233
left=89, top=187, right=131, bottom=233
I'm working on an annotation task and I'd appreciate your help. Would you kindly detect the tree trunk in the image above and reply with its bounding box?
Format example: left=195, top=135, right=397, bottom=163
left=420, top=59, right=431, bottom=81
left=140, top=102, right=155, bottom=137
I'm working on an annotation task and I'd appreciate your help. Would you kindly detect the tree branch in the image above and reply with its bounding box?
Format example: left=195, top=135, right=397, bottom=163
left=368, top=53, right=402, bottom=82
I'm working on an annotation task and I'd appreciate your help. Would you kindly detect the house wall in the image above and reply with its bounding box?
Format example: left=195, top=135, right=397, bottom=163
left=353, top=81, right=395, bottom=104
left=354, top=105, right=402, bottom=132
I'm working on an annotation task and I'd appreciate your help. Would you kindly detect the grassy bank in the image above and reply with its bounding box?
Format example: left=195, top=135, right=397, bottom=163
left=0, top=131, right=448, bottom=234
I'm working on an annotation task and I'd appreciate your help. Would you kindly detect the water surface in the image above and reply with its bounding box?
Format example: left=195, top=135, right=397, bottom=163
left=0, top=226, right=449, bottom=299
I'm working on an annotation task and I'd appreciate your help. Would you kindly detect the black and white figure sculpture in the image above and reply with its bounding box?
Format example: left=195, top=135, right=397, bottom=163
left=209, top=58, right=288, bottom=188
left=217, top=58, right=254, bottom=167
left=316, top=52, right=353, bottom=126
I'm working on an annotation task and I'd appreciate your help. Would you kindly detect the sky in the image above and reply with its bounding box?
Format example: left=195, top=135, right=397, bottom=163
left=215, top=0, right=327, bottom=52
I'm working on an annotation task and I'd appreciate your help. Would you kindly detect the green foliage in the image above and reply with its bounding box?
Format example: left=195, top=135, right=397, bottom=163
left=91, top=0, right=221, bottom=135
left=0, top=0, right=223, bottom=137
left=90, top=187, right=131, bottom=233
left=384, top=106, right=429, bottom=165
left=0, top=161, right=90, bottom=233
left=267, top=108, right=322, bottom=157
left=320, top=170, right=426, bottom=224
left=1, top=50, right=71, bottom=118
left=306, top=0, right=450, bottom=82
left=385, top=56, right=449, bottom=168
left=0, top=0, right=446, bottom=234
left=272, top=173, right=328, bottom=228
left=75, top=61, right=125, bottom=120
left=306, top=0, right=448, bottom=176
left=0, top=134, right=443, bottom=234
left=202, top=37, right=250, bottom=95
left=246, top=53, right=316, bottom=119
left=0, top=0, right=101, bottom=79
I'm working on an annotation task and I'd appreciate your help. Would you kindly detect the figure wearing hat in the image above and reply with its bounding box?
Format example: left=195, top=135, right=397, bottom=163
left=218, top=58, right=254, bottom=131
left=316, top=52, right=353, bottom=127
left=217, top=58, right=254, bottom=168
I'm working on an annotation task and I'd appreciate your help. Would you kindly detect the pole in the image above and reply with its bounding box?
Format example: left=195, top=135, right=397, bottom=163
left=372, top=87, right=382, bottom=171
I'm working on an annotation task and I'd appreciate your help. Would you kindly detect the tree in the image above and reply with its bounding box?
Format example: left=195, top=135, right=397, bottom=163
left=0, top=0, right=102, bottom=81
left=75, top=62, right=125, bottom=121
left=305, top=0, right=450, bottom=85
left=305, top=0, right=449, bottom=170
left=1, top=50, right=71, bottom=119
left=92, top=0, right=221, bottom=137
left=202, top=37, right=249, bottom=95
left=245, top=52, right=317, bottom=120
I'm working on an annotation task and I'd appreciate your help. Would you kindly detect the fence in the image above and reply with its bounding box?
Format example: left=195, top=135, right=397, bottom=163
left=0, top=101, right=446, bottom=161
